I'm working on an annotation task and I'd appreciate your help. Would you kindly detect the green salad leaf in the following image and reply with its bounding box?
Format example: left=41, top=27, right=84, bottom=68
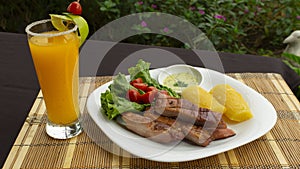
left=128, top=59, right=153, bottom=83
left=100, top=73, right=148, bottom=120
left=101, top=90, right=146, bottom=120
left=109, top=73, right=131, bottom=98
left=128, top=59, right=180, bottom=98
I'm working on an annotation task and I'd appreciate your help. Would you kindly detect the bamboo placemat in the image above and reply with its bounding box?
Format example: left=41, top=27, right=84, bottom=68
left=3, top=73, right=300, bottom=168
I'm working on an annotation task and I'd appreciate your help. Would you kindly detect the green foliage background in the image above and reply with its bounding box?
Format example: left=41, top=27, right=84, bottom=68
left=2, top=0, right=300, bottom=97
left=1, top=0, right=300, bottom=56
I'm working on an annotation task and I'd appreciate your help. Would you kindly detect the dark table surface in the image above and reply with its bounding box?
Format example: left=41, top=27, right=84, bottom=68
left=1, top=31, right=300, bottom=168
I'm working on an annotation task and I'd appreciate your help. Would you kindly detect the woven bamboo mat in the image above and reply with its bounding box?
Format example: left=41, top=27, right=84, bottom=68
left=3, top=73, right=300, bottom=169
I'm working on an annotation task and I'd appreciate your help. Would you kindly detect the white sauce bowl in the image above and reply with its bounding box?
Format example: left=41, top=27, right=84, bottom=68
left=158, top=64, right=202, bottom=93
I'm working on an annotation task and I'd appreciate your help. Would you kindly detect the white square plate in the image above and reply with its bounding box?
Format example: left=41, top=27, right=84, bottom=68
left=86, top=67, right=277, bottom=162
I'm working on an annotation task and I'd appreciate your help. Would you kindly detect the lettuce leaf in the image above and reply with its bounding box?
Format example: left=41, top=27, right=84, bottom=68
left=109, top=73, right=131, bottom=98
left=100, top=90, right=146, bottom=120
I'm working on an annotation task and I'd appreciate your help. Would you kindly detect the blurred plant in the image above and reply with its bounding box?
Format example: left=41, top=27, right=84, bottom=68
left=1, top=0, right=300, bottom=56
left=0, top=0, right=69, bottom=33
left=92, top=0, right=300, bottom=55
left=282, top=53, right=300, bottom=75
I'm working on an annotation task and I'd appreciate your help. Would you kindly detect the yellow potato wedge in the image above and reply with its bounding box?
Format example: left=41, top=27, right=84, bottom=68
left=181, top=85, right=225, bottom=113
left=210, top=84, right=253, bottom=122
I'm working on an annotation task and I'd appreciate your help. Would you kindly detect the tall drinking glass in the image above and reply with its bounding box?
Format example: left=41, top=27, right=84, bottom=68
left=25, top=19, right=83, bottom=139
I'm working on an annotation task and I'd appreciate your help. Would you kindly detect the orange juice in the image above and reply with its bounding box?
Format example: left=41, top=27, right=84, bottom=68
left=28, top=32, right=80, bottom=125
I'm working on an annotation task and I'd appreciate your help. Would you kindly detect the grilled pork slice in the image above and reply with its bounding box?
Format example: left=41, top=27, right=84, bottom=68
left=143, top=110, right=211, bottom=147
left=144, top=111, right=236, bottom=147
left=153, top=93, right=226, bottom=129
left=121, top=112, right=185, bottom=144
left=211, top=128, right=236, bottom=140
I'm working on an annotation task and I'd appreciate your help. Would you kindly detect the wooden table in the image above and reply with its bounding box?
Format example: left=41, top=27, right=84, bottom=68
left=3, top=73, right=300, bottom=168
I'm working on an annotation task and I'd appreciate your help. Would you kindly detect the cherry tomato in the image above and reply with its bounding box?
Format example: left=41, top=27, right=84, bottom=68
left=146, top=86, right=158, bottom=92
left=130, top=78, right=143, bottom=85
left=132, top=83, right=148, bottom=91
left=67, top=1, right=82, bottom=15
left=126, top=89, right=141, bottom=103
left=141, top=90, right=158, bottom=104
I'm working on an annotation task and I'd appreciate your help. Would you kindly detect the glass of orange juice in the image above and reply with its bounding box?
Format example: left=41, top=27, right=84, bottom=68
left=25, top=19, right=82, bottom=139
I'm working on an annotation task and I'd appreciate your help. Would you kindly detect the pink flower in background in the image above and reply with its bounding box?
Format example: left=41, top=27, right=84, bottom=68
left=151, top=4, right=157, bottom=9
left=214, top=14, right=226, bottom=21
left=163, top=27, right=169, bottom=33
left=137, top=1, right=143, bottom=5
left=199, top=10, right=205, bottom=15
left=141, top=21, right=147, bottom=27
left=244, top=8, right=249, bottom=14
left=296, top=16, right=300, bottom=20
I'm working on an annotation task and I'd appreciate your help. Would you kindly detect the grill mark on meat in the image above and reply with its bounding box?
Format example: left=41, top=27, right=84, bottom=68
left=153, top=93, right=226, bottom=129
left=144, top=111, right=212, bottom=146
left=153, top=123, right=169, bottom=130
left=155, top=94, right=199, bottom=109
left=121, top=112, right=185, bottom=144
left=144, top=111, right=235, bottom=147
left=184, top=125, right=213, bottom=147
left=160, top=107, right=221, bottom=127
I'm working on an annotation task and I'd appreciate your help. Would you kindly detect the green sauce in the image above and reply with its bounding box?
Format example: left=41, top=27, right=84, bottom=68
left=163, top=72, right=199, bottom=92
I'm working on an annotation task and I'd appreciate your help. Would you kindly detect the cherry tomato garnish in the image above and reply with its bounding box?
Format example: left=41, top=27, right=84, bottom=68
left=67, top=1, right=82, bottom=15
left=130, top=78, right=143, bottom=85
left=141, top=90, right=158, bottom=104
left=132, top=83, right=148, bottom=91
left=126, top=89, right=141, bottom=103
